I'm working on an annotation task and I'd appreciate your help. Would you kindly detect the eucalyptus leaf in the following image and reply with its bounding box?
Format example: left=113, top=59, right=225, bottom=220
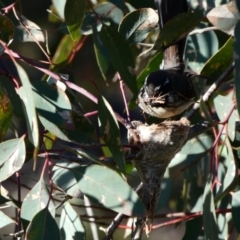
left=61, top=164, right=146, bottom=216
left=119, top=8, right=158, bottom=43
left=60, top=202, right=85, bottom=239
left=26, top=208, right=60, bottom=240
left=0, top=137, right=25, bottom=182
left=207, top=1, right=240, bottom=35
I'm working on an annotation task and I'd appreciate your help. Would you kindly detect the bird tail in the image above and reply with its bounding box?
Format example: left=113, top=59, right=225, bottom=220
left=156, top=0, right=188, bottom=71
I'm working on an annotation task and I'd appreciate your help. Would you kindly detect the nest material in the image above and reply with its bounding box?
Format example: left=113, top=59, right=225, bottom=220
left=128, top=117, right=190, bottom=222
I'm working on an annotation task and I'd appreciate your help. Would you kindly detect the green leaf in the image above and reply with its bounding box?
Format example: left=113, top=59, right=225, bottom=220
left=0, top=76, right=24, bottom=118
left=119, top=8, right=158, bottom=43
left=31, top=81, right=90, bottom=143
left=203, top=176, right=219, bottom=240
left=32, top=81, right=73, bottom=130
left=52, top=34, right=83, bottom=69
left=81, top=3, right=123, bottom=35
left=154, top=12, right=202, bottom=51
left=98, top=25, right=137, bottom=94
left=180, top=133, right=212, bottom=154
left=0, top=210, right=15, bottom=228
left=52, top=161, right=81, bottom=197
left=186, top=23, right=218, bottom=74
left=62, top=164, right=146, bottom=216
left=201, top=37, right=233, bottom=85
left=0, top=137, right=25, bottom=182
left=60, top=202, right=85, bottom=239
left=0, top=83, right=12, bottom=140
left=21, top=179, right=55, bottom=230
left=232, top=190, right=240, bottom=233
left=235, top=22, right=240, bottom=116
left=64, top=0, right=85, bottom=41
left=98, top=96, right=125, bottom=172
left=16, top=63, right=39, bottom=148
left=93, top=24, right=109, bottom=80
left=26, top=207, right=60, bottom=240
left=213, top=92, right=237, bottom=141
left=215, top=139, right=237, bottom=201
left=0, top=15, right=14, bottom=43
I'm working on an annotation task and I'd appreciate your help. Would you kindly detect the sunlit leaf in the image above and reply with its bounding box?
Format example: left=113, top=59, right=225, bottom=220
left=0, top=211, right=15, bottom=228
left=0, top=137, right=25, bottom=182
left=16, top=63, right=39, bottom=148
left=26, top=207, right=60, bottom=240
left=52, top=0, right=66, bottom=20
left=119, top=8, right=158, bottom=43
left=60, top=164, right=146, bottom=216
left=98, top=96, right=125, bottom=171
left=60, top=202, right=85, bottom=239
left=207, top=1, right=240, bottom=35
left=21, top=179, right=55, bottom=230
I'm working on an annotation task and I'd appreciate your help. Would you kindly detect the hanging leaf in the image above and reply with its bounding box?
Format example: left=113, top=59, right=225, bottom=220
left=0, top=211, right=16, bottom=229
left=60, top=164, right=146, bottom=216
left=98, top=96, right=125, bottom=171
left=201, top=37, right=233, bottom=85
left=213, top=92, right=237, bottom=141
left=93, top=24, right=109, bottom=80
left=202, top=176, right=219, bottom=240
left=119, top=8, right=158, bottom=43
left=98, top=25, right=137, bottom=94
left=0, top=137, right=25, bottom=182
left=21, top=179, right=55, bottom=230
left=0, top=15, right=14, bottom=43
left=154, top=12, right=202, bottom=51
left=0, top=83, right=12, bottom=140
left=234, top=21, right=240, bottom=116
left=26, top=207, right=60, bottom=240
left=15, top=63, right=39, bottom=148
left=232, top=190, right=240, bottom=233
left=60, top=202, right=85, bottom=239
left=0, top=76, right=24, bottom=118
left=207, top=1, right=240, bottom=35
left=64, top=0, right=85, bottom=41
